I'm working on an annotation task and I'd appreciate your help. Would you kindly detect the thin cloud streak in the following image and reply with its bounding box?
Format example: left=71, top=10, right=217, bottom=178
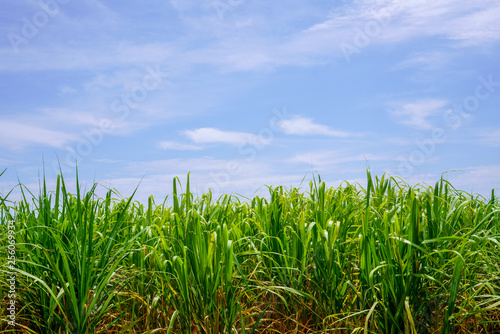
left=158, top=141, right=203, bottom=151
left=3, top=1, right=500, bottom=74
left=479, top=129, right=500, bottom=147
left=388, top=99, right=448, bottom=130
left=277, top=115, right=351, bottom=137
left=182, top=128, right=269, bottom=146
left=0, top=120, right=78, bottom=150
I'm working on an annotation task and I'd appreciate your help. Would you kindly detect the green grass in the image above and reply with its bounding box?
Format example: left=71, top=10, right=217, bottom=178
left=1, top=170, right=499, bottom=333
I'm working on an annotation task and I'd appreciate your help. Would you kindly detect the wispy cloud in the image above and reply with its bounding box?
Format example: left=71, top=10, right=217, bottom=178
left=277, top=115, right=351, bottom=137
left=1, top=1, right=499, bottom=202
left=42, top=108, right=107, bottom=127
left=479, top=129, right=500, bottom=147
left=0, top=43, right=174, bottom=72
left=169, top=0, right=200, bottom=12
left=391, top=51, right=450, bottom=71
left=158, top=140, right=203, bottom=151
left=310, top=0, right=500, bottom=47
left=288, top=149, right=392, bottom=170
left=3, top=1, right=499, bottom=74
left=0, top=120, right=78, bottom=150
left=388, top=99, right=447, bottom=130
left=114, top=157, right=303, bottom=199
left=0, top=158, right=14, bottom=166
left=180, top=1, right=500, bottom=72
left=41, top=108, right=147, bottom=136
left=447, top=165, right=500, bottom=194
left=182, top=128, right=267, bottom=146
left=59, top=86, right=78, bottom=94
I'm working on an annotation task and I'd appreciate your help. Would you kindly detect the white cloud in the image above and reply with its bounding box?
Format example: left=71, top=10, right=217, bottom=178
left=391, top=51, right=450, bottom=72
left=0, top=120, right=78, bottom=150
left=277, top=115, right=351, bottom=137
left=111, top=157, right=305, bottom=200
left=446, top=165, right=500, bottom=195
left=59, top=86, right=77, bottom=94
left=0, top=158, right=13, bottom=166
left=41, top=108, right=151, bottom=136
left=3, top=1, right=499, bottom=74
left=125, top=157, right=238, bottom=173
left=289, top=149, right=392, bottom=168
left=388, top=99, right=448, bottom=129
left=169, top=0, right=202, bottom=12
left=0, top=43, right=174, bottom=72
left=387, top=165, right=500, bottom=197
left=158, top=140, right=203, bottom=151
left=182, top=128, right=267, bottom=146
left=479, top=129, right=500, bottom=147
left=310, top=0, right=500, bottom=48
left=42, top=108, right=104, bottom=127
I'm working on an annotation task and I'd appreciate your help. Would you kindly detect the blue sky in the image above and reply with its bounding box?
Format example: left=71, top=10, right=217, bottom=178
left=1, top=0, right=500, bottom=202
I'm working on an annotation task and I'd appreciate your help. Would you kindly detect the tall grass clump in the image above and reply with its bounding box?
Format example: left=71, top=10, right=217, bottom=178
left=1, top=170, right=499, bottom=333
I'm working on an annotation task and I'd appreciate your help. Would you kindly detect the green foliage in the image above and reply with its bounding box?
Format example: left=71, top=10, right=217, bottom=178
left=1, top=170, right=499, bottom=333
